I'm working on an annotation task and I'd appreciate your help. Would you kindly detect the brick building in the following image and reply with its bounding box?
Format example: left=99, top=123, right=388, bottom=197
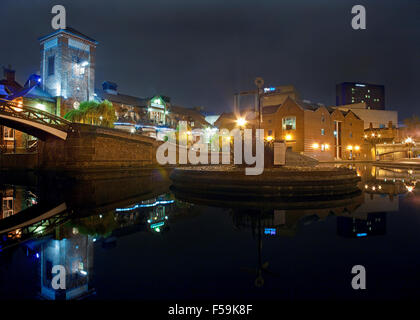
left=0, top=69, right=56, bottom=153
left=261, top=97, right=366, bottom=161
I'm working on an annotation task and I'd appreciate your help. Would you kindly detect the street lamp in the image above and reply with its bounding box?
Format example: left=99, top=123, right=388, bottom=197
left=404, top=137, right=415, bottom=159
left=236, top=117, right=247, bottom=127
left=254, top=77, right=264, bottom=130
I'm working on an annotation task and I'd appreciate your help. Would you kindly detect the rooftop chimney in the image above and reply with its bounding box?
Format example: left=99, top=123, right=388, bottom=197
left=3, top=65, right=15, bottom=82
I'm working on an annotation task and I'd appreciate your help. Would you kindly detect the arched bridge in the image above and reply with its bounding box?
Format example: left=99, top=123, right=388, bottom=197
left=376, top=143, right=419, bottom=159
left=0, top=99, right=71, bottom=140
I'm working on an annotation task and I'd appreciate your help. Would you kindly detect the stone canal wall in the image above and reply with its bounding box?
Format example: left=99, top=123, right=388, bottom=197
left=0, top=123, right=163, bottom=172
left=38, top=123, right=161, bottom=170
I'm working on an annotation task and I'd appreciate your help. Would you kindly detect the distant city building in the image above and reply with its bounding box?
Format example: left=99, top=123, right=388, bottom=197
left=336, top=82, right=385, bottom=110
left=39, top=27, right=98, bottom=116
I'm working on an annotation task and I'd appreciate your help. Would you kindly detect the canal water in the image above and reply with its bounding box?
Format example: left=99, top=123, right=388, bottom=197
left=0, top=164, right=419, bottom=300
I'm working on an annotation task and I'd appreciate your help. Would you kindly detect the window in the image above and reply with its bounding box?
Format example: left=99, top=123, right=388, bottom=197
left=47, top=56, right=55, bottom=76
left=350, top=132, right=353, bottom=138
left=321, top=128, right=325, bottom=135
left=2, top=197, right=13, bottom=218
left=321, top=114, right=325, bottom=122
left=268, top=130, right=273, bottom=136
left=3, top=127, right=14, bottom=140
left=282, top=116, right=296, bottom=130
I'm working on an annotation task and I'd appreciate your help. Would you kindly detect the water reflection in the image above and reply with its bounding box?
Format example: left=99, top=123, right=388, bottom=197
left=0, top=164, right=419, bottom=300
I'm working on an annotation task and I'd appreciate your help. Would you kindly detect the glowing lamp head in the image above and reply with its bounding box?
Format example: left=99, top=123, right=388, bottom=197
left=405, top=137, right=413, bottom=144
left=406, top=186, right=414, bottom=193
left=324, top=144, right=330, bottom=150
left=236, top=117, right=247, bottom=127
left=285, top=134, right=293, bottom=141
left=347, top=145, right=353, bottom=150
left=266, top=136, right=274, bottom=142
left=312, top=143, right=319, bottom=149
left=355, top=145, right=360, bottom=151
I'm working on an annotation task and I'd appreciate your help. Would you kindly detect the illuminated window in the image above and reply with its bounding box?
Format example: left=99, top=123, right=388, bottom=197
left=282, top=116, right=296, bottom=130
left=3, top=127, right=14, bottom=140
left=321, top=128, right=325, bottom=135
left=2, top=197, right=14, bottom=218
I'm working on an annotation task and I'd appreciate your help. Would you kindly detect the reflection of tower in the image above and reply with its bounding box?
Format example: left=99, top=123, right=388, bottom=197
left=39, top=232, right=94, bottom=300
left=337, top=212, right=386, bottom=238
left=39, top=27, right=98, bottom=115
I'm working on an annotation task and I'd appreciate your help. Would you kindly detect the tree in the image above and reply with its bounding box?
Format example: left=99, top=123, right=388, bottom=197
left=64, top=100, right=117, bottom=128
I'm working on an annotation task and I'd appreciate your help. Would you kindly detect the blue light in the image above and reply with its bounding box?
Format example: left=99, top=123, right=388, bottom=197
left=356, top=233, right=367, bottom=237
left=35, top=253, right=40, bottom=258
left=264, top=228, right=276, bottom=235
left=264, top=87, right=276, bottom=93
left=116, top=200, right=175, bottom=212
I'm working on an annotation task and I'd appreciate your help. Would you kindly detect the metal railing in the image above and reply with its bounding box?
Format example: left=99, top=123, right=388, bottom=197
left=0, top=98, right=71, bottom=131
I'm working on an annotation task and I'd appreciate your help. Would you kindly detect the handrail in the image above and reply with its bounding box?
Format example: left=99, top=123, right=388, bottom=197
left=0, top=98, right=71, bottom=130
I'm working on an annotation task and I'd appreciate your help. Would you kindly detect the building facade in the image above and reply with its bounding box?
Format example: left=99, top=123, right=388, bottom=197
left=336, top=82, right=385, bottom=110
left=260, top=97, right=367, bottom=161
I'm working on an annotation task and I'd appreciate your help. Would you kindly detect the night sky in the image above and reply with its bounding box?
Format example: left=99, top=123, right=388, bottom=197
left=1, top=0, right=419, bottom=119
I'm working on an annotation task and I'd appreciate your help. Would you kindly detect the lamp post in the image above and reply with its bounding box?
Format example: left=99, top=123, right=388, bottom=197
left=254, top=77, right=264, bottom=130
left=405, top=137, right=414, bottom=159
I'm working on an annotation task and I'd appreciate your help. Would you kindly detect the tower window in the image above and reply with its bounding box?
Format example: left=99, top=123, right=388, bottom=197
left=321, top=128, right=325, bottom=135
left=47, top=56, right=55, bottom=76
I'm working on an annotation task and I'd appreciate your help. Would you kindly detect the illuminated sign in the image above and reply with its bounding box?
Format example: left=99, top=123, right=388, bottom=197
left=264, top=87, right=276, bottom=93
left=150, top=96, right=165, bottom=108
left=355, top=84, right=366, bottom=87
left=264, top=228, right=276, bottom=235
left=356, top=233, right=367, bottom=237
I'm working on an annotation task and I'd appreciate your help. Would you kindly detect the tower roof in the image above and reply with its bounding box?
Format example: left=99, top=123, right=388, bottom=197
left=39, top=27, right=98, bottom=45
